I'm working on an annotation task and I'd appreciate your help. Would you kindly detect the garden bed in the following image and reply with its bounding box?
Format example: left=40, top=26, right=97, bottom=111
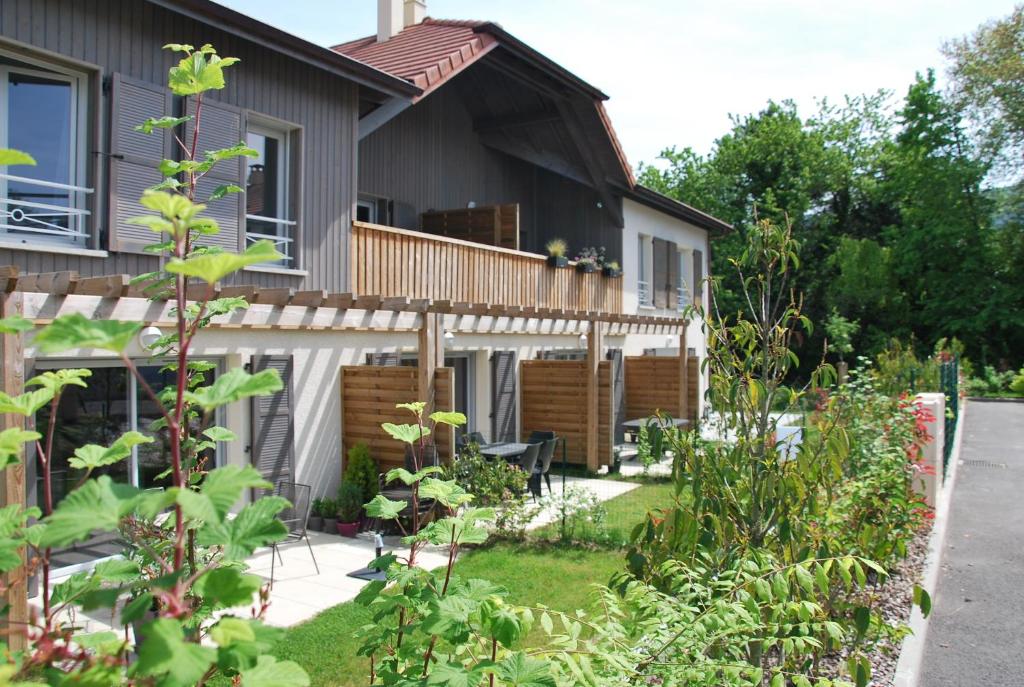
left=819, top=523, right=933, bottom=686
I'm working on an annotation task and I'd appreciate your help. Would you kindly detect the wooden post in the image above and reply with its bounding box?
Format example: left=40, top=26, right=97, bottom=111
left=417, top=312, right=443, bottom=410
left=585, top=320, right=602, bottom=472
left=0, top=291, right=27, bottom=650
left=679, top=329, right=689, bottom=424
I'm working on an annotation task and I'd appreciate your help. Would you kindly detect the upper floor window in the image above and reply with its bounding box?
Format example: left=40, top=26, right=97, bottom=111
left=677, top=248, right=692, bottom=310
left=0, top=54, right=90, bottom=247
left=245, top=119, right=296, bottom=266
left=637, top=234, right=653, bottom=307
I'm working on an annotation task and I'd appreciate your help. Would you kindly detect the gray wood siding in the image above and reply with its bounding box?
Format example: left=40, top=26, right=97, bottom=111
left=0, top=0, right=358, bottom=291
left=358, top=79, right=623, bottom=263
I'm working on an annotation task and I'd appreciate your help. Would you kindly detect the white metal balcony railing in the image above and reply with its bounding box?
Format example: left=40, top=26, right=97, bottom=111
left=245, top=214, right=296, bottom=264
left=677, top=286, right=690, bottom=311
left=0, top=174, right=92, bottom=242
left=637, top=280, right=652, bottom=307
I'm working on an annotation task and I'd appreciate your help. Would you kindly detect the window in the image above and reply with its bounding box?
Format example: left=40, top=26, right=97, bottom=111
left=637, top=234, right=653, bottom=307
left=357, top=194, right=391, bottom=225
left=0, top=52, right=90, bottom=246
left=677, top=248, right=692, bottom=310
left=245, top=121, right=295, bottom=266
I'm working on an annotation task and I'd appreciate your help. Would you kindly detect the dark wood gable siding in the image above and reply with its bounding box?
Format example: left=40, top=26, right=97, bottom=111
left=358, top=70, right=622, bottom=260
left=0, top=0, right=358, bottom=292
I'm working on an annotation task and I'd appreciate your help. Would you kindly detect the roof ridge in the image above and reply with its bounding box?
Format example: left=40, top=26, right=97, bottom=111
left=421, top=17, right=491, bottom=28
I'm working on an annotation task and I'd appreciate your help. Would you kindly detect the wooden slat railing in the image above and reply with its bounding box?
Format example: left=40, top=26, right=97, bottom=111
left=351, top=221, right=624, bottom=314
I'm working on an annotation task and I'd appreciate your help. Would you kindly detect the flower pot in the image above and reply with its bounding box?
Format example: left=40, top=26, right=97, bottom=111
left=576, top=262, right=596, bottom=274
left=337, top=521, right=360, bottom=537
left=546, top=255, right=568, bottom=268
left=308, top=515, right=323, bottom=532
left=323, top=517, right=338, bottom=533
left=602, top=267, right=622, bottom=278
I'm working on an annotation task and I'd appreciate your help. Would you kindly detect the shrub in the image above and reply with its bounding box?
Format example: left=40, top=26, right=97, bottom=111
left=445, top=443, right=539, bottom=539
left=319, top=498, right=338, bottom=519
left=336, top=482, right=363, bottom=523
left=1011, top=368, right=1024, bottom=394
left=344, top=441, right=379, bottom=502
left=542, top=486, right=608, bottom=544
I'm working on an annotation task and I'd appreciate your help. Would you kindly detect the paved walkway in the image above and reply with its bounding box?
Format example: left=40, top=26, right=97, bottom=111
left=921, top=401, right=1024, bottom=687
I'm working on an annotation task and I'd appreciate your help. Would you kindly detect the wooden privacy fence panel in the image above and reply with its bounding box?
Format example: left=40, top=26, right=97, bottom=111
left=352, top=222, right=623, bottom=314
left=420, top=204, right=519, bottom=251
left=520, top=360, right=612, bottom=467
left=624, top=356, right=699, bottom=422
left=341, top=365, right=454, bottom=474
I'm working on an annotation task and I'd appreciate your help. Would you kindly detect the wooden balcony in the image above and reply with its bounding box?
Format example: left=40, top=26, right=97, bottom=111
left=351, top=221, right=624, bottom=314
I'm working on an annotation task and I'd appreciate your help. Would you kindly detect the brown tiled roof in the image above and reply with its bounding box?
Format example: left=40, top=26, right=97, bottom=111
left=332, top=18, right=498, bottom=97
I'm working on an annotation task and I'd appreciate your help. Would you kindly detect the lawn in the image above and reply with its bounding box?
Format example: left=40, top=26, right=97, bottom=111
left=265, top=481, right=679, bottom=687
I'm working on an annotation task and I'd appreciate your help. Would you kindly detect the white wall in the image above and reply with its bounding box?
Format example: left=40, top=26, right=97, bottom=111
left=622, top=198, right=710, bottom=413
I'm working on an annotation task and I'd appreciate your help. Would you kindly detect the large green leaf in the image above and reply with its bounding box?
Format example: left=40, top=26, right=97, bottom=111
left=165, top=240, right=284, bottom=284
left=381, top=422, right=430, bottom=445
left=425, top=662, right=486, bottom=687
left=166, top=49, right=240, bottom=96
left=0, top=315, right=33, bottom=334
left=26, top=368, right=91, bottom=395
left=200, top=465, right=272, bottom=520
left=69, top=431, right=154, bottom=470
left=184, top=367, right=282, bottom=411
left=39, top=476, right=140, bottom=548
left=429, top=410, right=467, bottom=428
left=418, top=478, right=474, bottom=510
left=384, top=465, right=444, bottom=486
left=0, top=388, right=54, bottom=416
left=363, top=494, right=407, bottom=520
left=215, top=620, right=283, bottom=674
left=132, top=618, right=217, bottom=687
left=135, top=115, right=192, bottom=134
left=197, top=496, right=288, bottom=560
left=495, top=652, right=556, bottom=687
left=240, top=655, right=310, bottom=687
left=195, top=567, right=263, bottom=608
left=0, top=149, right=35, bottom=166
left=33, top=313, right=142, bottom=354
left=0, top=428, right=41, bottom=469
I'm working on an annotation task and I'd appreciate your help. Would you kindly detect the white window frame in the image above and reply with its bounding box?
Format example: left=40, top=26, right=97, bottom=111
left=356, top=197, right=377, bottom=224
left=637, top=234, right=654, bottom=308
left=245, top=119, right=296, bottom=265
left=0, top=49, right=91, bottom=248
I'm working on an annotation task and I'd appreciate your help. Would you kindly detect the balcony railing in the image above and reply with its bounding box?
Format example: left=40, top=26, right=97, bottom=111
left=0, top=174, right=92, bottom=243
left=351, top=221, right=623, bottom=314
left=246, top=214, right=296, bottom=265
left=637, top=280, right=652, bottom=307
left=676, top=286, right=690, bottom=311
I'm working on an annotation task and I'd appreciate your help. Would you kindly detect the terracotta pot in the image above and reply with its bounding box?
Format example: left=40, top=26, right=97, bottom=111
left=337, top=521, right=359, bottom=537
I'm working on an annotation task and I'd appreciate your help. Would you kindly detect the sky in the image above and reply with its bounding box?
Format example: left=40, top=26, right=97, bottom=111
left=219, top=0, right=1016, bottom=170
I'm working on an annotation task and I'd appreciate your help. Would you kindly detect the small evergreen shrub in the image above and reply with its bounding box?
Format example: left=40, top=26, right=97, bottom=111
left=344, top=441, right=379, bottom=503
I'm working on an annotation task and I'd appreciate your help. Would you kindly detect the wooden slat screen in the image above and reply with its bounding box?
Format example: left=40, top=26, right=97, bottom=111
left=420, top=204, right=519, bottom=250
left=624, top=355, right=700, bottom=423
left=520, top=360, right=613, bottom=467
left=352, top=221, right=624, bottom=314
left=341, top=365, right=454, bottom=474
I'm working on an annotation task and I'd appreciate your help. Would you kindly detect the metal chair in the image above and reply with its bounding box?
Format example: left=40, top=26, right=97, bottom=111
left=537, top=438, right=558, bottom=494
left=270, top=482, right=319, bottom=586
left=517, top=443, right=543, bottom=499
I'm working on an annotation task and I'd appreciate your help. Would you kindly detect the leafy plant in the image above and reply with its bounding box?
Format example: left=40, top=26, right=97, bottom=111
left=541, top=486, right=609, bottom=545
left=319, top=498, right=338, bottom=520
left=573, top=245, right=606, bottom=267
left=0, top=42, right=309, bottom=686
left=446, top=443, right=539, bottom=540
left=336, top=483, right=363, bottom=523
left=825, top=308, right=860, bottom=362
left=545, top=237, right=568, bottom=258
left=344, top=442, right=379, bottom=503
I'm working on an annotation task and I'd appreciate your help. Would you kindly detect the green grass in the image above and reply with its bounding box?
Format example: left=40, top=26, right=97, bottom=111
left=261, top=480, right=680, bottom=686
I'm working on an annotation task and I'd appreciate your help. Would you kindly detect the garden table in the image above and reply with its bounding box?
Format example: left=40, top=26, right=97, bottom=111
left=478, top=442, right=530, bottom=462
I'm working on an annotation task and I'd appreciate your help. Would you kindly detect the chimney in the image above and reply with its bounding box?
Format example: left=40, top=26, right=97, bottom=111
left=377, top=0, right=402, bottom=42
left=404, top=0, right=426, bottom=28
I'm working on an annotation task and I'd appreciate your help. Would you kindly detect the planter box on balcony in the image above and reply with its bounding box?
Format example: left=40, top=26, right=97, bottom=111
left=546, top=255, right=569, bottom=268
left=576, top=262, right=597, bottom=274
left=602, top=267, right=622, bottom=278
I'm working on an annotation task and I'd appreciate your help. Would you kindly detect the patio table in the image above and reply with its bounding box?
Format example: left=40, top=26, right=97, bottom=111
left=478, top=442, right=530, bottom=461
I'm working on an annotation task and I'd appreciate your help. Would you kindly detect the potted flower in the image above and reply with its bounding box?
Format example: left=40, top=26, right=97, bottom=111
left=321, top=498, right=339, bottom=534
left=574, top=246, right=602, bottom=274
left=602, top=259, right=622, bottom=278
left=545, top=238, right=569, bottom=268
left=309, top=497, right=325, bottom=532
left=336, top=483, right=363, bottom=537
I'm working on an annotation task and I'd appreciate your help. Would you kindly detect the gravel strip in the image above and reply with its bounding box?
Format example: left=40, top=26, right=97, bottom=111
left=818, top=523, right=932, bottom=686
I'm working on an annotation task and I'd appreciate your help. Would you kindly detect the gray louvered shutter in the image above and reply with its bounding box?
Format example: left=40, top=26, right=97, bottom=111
left=652, top=238, right=668, bottom=309
left=366, top=352, right=400, bottom=366
left=108, top=74, right=172, bottom=253
left=693, top=249, right=704, bottom=299
left=607, top=349, right=625, bottom=443
left=251, top=355, right=294, bottom=492
left=666, top=241, right=679, bottom=310
left=184, top=98, right=245, bottom=252
left=491, top=351, right=517, bottom=442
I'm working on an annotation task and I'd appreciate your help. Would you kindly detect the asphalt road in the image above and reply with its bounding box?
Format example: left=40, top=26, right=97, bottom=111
left=920, top=400, right=1024, bottom=687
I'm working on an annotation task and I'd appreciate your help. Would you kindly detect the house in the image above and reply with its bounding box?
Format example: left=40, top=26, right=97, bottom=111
left=0, top=0, right=729, bottom=574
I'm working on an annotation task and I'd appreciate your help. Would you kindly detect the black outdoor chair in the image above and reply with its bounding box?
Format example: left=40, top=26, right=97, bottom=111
left=537, top=438, right=558, bottom=495
left=269, top=482, right=319, bottom=586
left=458, top=431, right=487, bottom=450
left=517, top=443, right=543, bottom=499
